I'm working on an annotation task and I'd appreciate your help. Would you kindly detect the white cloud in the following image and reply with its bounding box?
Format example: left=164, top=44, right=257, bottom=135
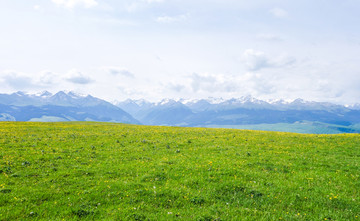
left=187, top=72, right=274, bottom=96
left=158, top=71, right=278, bottom=101
left=39, top=71, right=58, bottom=85
left=156, top=14, right=188, bottom=23
left=242, top=49, right=271, bottom=71
left=125, top=2, right=142, bottom=12
left=145, top=0, right=164, bottom=3
left=125, top=0, right=165, bottom=12
left=167, top=83, right=185, bottom=92
left=65, top=69, right=93, bottom=84
left=0, top=70, right=63, bottom=90
left=190, top=73, right=219, bottom=92
left=272, top=54, right=296, bottom=67
left=269, top=7, right=288, bottom=18
left=256, top=33, right=283, bottom=41
left=242, top=49, right=295, bottom=71
left=244, top=73, right=275, bottom=95
left=86, top=17, right=138, bottom=26
left=117, top=85, right=147, bottom=96
left=1, top=71, right=36, bottom=89
left=52, top=0, right=98, bottom=9
left=102, top=67, right=135, bottom=78
left=154, top=72, right=278, bottom=101
left=0, top=1, right=358, bottom=105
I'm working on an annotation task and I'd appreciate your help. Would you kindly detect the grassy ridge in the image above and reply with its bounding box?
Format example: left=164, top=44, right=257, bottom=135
left=206, top=121, right=360, bottom=134
left=0, top=122, right=359, bottom=220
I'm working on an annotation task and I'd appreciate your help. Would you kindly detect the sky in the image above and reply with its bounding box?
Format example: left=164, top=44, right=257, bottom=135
left=0, top=0, right=360, bottom=104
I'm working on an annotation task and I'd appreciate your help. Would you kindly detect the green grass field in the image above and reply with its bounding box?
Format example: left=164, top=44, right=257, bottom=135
left=206, top=121, right=360, bottom=134
left=1, top=122, right=359, bottom=220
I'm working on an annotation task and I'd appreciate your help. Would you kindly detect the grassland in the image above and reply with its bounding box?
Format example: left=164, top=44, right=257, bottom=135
left=1, top=122, right=359, bottom=220
left=206, top=121, right=360, bottom=134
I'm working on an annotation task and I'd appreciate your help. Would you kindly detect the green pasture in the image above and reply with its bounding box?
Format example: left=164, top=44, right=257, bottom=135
left=0, top=122, right=359, bottom=220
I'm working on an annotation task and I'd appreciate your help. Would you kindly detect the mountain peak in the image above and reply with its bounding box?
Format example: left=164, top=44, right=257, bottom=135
left=68, top=91, right=87, bottom=99
left=267, top=99, right=288, bottom=105
left=241, top=95, right=262, bottom=103
left=206, top=97, right=225, bottom=104
left=291, top=98, right=307, bottom=104
left=134, top=99, right=151, bottom=106
left=12, top=91, right=27, bottom=96
left=54, top=91, right=67, bottom=96
left=35, top=91, right=53, bottom=98
left=157, top=99, right=177, bottom=106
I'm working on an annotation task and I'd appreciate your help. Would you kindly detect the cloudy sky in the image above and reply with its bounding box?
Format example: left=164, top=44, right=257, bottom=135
left=1, top=0, right=359, bottom=104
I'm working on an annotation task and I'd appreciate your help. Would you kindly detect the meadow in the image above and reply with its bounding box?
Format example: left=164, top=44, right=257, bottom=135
left=0, top=122, right=359, bottom=220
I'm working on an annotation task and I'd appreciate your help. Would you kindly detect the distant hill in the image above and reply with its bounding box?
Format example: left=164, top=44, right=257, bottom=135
left=115, top=96, right=360, bottom=134
left=1, top=91, right=360, bottom=133
left=0, top=91, right=139, bottom=124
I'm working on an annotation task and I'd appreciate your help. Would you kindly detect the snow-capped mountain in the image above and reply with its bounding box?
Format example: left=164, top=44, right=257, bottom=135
left=282, top=99, right=347, bottom=112
left=115, top=98, right=192, bottom=125
left=115, top=95, right=349, bottom=114
left=0, top=90, right=120, bottom=108
left=114, top=98, right=155, bottom=120
left=184, top=99, right=213, bottom=112
left=34, top=91, right=53, bottom=98
left=348, top=103, right=360, bottom=110
left=114, top=96, right=360, bottom=130
left=1, top=91, right=360, bottom=133
left=0, top=91, right=139, bottom=124
left=0, top=91, right=111, bottom=107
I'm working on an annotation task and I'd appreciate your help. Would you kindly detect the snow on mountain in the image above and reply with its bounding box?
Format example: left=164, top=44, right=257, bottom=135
left=285, top=99, right=347, bottom=112
left=237, top=95, right=264, bottom=104
left=115, top=96, right=356, bottom=114
left=0, top=91, right=113, bottom=107
left=114, top=99, right=152, bottom=107
left=0, top=91, right=140, bottom=124
left=267, top=99, right=290, bottom=105
left=67, top=91, right=87, bottom=99
left=182, top=99, right=213, bottom=112
left=206, top=97, right=225, bottom=104
left=156, top=99, right=179, bottom=106
left=4, top=91, right=351, bottom=113
left=13, top=91, right=27, bottom=96
left=3, top=91, right=358, bottom=131
left=348, top=104, right=360, bottom=110
left=48, top=91, right=98, bottom=106
left=134, top=99, right=152, bottom=107
left=34, top=91, right=53, bottom=98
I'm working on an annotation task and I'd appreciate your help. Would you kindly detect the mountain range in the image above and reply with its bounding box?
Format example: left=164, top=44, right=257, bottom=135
left=0, top=91, right=139, bottom=124
left=1, top=91, right=360, bottom=134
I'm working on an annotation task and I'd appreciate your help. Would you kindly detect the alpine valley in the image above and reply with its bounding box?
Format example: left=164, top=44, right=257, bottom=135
left=1, top=91, right=360, bottom=134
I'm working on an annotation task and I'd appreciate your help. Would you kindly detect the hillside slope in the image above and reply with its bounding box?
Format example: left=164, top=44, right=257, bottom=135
left=0, top=91, right=139, bottom=124
left=116, top=98, right=360, bottom=133
left=1, top=122, right=359, bottom=220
